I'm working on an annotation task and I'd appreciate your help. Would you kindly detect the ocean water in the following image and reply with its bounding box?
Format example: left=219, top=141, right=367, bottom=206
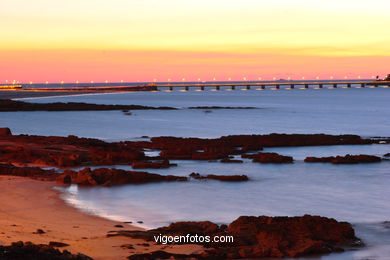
left=3, top=87, right=390, bottom=259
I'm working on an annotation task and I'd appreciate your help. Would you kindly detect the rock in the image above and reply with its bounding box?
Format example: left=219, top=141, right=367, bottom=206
left=128, top=251, right=204, bottom=260
left=56, top=168, right=187, bottom=186
left=0, top=164, right=58, bottom=181
left=114, top=225, right=124, bottom=228
left=116, top=215, right=361, bottom=259
left=0, top=241, right=93, bottom=260
left=0, top=127, right=12, bottom=136
left=220, top=159, right=243, bottom=163
left=0, top=99, right=177, bottom=112
left=384, top=153, right=390, bottom=157
left=305, top=154, right=382, bottom=164
left=33, top=229, right=46, bottom=234
left=189, top=173, right=248, bottom=182
left=251, top=152, right=293, bottom=163
left=131, top=160, right=177, bottom=169
left=0, top=133, right=146, bottom=168
left=48, top=241, right=70, bottom=247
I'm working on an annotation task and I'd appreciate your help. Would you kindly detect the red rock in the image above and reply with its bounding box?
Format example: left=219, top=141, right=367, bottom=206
left=113, top=215, right=361, bottom=259
left=0, top=127, right=12, bottom=136
left=251, top=152, right=293, bottom=163
left=220, top=159, right=243, bottom=163
left=0, top=241, right=92, bottom=260
left=305, top=154, right=381, bottom=164
left=56, top=168, right=187, bottom=186
left=131, top=159, right=177, bottom=169
left=0, top=163, right=57, bottom=180
left=189, top=173, right=248, bottom=182
left=0, top=133, right=146, bottom=167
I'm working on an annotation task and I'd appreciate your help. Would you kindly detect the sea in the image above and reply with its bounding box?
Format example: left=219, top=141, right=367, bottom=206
left=2, top=84, right=390, bottom=259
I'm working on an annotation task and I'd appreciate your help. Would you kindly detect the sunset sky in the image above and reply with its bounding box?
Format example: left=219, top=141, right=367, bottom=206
left=1, top=0, right=390, bottom=83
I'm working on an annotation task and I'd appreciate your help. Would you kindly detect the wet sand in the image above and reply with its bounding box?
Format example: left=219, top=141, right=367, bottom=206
left=0, top=176, right=203, bottom=260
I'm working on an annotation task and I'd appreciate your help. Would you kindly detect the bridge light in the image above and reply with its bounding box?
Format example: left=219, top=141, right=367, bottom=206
left=153, top=79, right=157, bottom=82
left=273, top=77, right=276, bottom=81
left=287, top=77, right=291, bottom=80
left=168, top=78, right=171, bottom=82
left=105, top=80, right=108, bottom=83
left=197, top=78, right=201, bottom=81
left=91, top=80, right=94, bottom=84
left=228, top=77, right=231, bottom=81
left=45, top=81, right=49, bottom=84
left=302, top=76, right=305, bottom=80
left=344, top=76, right=348, bottom=79
left=358, top=75, right=361, bottom=79
left=76, top=80, right=79, bottom=84
left=121, top=80, right=124, bottom=83
left=330, top=76, right=334, bottom=80
left=243, top=77, right=247, bottom=81
left=316, top=76, right=320, bottom=80
left=258, top=77, right=262, bottom=80
left=29, top=81, right=33, bottom=85
left=182, top=78, right=186, bottom=82
left=61, top=81, right=64, bottom=84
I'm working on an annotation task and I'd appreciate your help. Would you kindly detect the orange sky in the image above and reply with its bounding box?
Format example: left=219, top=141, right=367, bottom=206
left=1, top=0, right=390, bottom=83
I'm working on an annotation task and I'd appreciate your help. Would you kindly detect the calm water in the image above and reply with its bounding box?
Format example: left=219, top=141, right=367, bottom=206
left=3, top=87, right=390, bottom=259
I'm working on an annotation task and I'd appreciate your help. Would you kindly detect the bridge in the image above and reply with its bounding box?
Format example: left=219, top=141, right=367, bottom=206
left=1, top=80, right=389, bottom=93
left=154, top=80, right=390, bottom=91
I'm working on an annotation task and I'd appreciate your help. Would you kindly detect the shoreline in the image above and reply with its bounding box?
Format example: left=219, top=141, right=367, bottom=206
left=0, top=176, right=203, bottom=260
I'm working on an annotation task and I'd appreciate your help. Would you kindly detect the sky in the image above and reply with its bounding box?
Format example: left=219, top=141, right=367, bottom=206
left=1, top=0, right=390, bottom=83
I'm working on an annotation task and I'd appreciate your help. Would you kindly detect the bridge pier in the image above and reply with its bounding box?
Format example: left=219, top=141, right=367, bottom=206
left=200, top=86, right=205, bottom=91
left=347, top=83, right=351, bottom=88
left=319, top=84, right=323, bottom=89
left=231, top=85, right=236, bottom=90
left=216, top=85, right=220, bottom=90
left=290, top=85, right=295, bottom=89
left=333, top=84, right=337, bottom=88
left=261, top=85, right=265, bottom=90
left=361, top=83, right=365, bottom=88
left=275, top=85, right=280, bottom=89
left=185, top=86, right=189, bottom=91
left=305, top=84, right=309, bottom=89
left=246, top=85, right=250, bottom=90
left=169, top=86, right=173, bottom=91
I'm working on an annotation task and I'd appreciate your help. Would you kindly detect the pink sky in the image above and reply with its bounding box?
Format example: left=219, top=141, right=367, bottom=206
left=1, top=49, right=389, bottom=83
left=1, top=0, right=389, bottom=83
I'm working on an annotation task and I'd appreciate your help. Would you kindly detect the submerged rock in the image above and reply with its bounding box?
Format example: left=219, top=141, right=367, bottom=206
left=305, top=154, right=382, bottom=164
left=131, top=159, right=177, bottom=169
left=189, top=173, right=248, bottom=182
left=251, top=152, right=293, bottom=163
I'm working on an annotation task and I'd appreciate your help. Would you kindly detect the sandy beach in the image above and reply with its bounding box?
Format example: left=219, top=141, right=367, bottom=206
left=0, top=176, right=203, bottom=260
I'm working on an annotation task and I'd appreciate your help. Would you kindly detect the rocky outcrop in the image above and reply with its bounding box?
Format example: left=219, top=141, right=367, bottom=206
left=0, top=127, right=12, bottom=136
left=56, top=168, right=187, bottom=186
left=250, top=152, right=293, bottom=163
left=0, top=134, right=146, bottom=167
left=0, top=99, right=177, bottom=111
left=129, top=134, right=375, bottom=161
left=305, top=154, right=382, bottom=164
left=0, top=241, right=93, bottom=260
left=131, top=160, right=177, bottom=169
left=189, top=173, right=248, bottom=182
left=220, top=159, right=243, bottom=163
left=0, top=163, right=57, bottom=180
left=114, top=215, right=361, bottom=259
